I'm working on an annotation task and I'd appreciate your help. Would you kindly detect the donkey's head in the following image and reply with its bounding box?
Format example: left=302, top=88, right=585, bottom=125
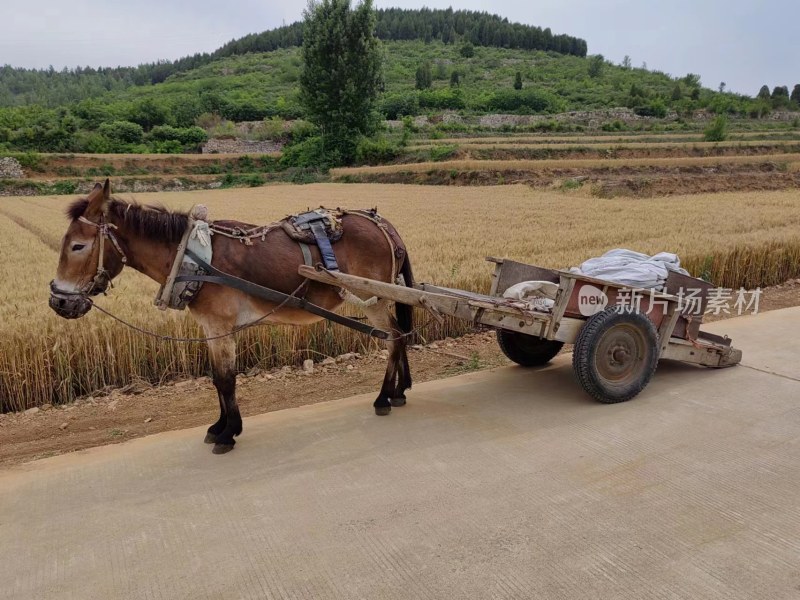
left=50, top=180, right=127, bottom=319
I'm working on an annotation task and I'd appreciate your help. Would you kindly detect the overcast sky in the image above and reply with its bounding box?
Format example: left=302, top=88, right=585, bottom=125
left=3, top=0, right=797, bottom=96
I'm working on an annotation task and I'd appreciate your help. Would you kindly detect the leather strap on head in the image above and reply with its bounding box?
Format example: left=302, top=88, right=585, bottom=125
left=77, top=215, right=128, bottom=294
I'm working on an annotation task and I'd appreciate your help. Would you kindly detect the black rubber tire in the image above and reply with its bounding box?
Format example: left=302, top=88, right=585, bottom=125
left=496, top=329, right=564, bottom=367
left=572, top=307, right=659, bottom=404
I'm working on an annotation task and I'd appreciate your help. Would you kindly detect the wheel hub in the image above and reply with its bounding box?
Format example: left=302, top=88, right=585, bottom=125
left=596, top=324, right=646, bottom=382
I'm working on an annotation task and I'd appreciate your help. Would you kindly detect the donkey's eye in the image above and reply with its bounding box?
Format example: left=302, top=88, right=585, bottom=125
left=71, top=243, right=86, bottom=251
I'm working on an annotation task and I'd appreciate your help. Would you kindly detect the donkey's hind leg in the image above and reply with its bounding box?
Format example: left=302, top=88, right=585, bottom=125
left=363, top=299, right=407, bottom=416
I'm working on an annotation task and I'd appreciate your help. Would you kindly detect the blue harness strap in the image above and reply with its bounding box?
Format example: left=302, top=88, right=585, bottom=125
left=308, top=220, right=339, bottom=271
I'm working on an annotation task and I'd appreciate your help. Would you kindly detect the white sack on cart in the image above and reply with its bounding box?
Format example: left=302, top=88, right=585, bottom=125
left=503, top=280, right=558, bottom=312
left=569, top=249, right=689, bottom=291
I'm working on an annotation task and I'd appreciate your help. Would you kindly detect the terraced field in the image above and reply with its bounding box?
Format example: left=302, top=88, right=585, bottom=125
left=334, top=126, right=800, bottom=195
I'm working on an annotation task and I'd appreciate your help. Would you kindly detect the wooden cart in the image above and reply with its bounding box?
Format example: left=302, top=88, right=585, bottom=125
left=299, top=257, right=741, bottom=403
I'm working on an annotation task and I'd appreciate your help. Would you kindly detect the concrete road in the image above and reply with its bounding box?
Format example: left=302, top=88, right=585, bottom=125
left=2, top=308, right=799, bottom=600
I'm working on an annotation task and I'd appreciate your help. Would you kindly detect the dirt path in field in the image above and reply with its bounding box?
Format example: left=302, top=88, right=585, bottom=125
left=1, top=280, right=798, bottom=467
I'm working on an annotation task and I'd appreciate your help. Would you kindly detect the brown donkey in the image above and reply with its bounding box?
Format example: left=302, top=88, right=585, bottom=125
left=50, top=181, right=414, bottom=454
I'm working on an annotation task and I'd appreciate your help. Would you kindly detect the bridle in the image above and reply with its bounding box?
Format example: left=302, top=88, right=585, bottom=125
left=50, top=214, right=128, bottom=299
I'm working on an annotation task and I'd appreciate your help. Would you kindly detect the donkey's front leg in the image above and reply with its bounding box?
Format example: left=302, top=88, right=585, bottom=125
left=205, top=336, right=242, bottom=455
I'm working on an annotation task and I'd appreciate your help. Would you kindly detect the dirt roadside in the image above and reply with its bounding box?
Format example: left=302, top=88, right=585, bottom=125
left=1, top=280, right=798, bottom=467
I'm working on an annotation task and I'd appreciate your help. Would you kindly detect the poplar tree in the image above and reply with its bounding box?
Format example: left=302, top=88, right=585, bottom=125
left=300, top=0, right=383, bottom=164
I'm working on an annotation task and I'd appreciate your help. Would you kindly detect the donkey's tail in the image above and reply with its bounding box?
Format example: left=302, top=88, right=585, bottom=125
left=396, top=253, right=414, bottom=335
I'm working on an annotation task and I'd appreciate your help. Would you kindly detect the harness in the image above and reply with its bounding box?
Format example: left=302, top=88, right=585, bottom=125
left=289, top=209, right=341, bottom=271
left=53, top=206, right=400, bottom=341
left=77, top=215, right=128, bottom=291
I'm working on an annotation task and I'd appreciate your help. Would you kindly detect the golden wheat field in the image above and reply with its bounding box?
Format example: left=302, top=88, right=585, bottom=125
left=3, top=184, right=800, bottom=411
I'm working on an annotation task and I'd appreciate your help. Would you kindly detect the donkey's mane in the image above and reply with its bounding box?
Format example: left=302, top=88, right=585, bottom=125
left=67, top=197, right=190, bottom=244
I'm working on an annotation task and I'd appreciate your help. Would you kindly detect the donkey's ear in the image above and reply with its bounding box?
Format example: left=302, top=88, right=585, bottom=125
left=84, top=180, right=110, bottom=219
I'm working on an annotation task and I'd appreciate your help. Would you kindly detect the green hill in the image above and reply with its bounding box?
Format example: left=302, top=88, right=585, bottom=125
left=1, top=7, right=792, bottom=155
left=0, top=8, right=585, bottom=108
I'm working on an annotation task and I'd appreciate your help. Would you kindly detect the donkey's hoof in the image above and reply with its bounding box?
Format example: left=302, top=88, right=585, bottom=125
left=212, top=443, right=235, bottom=455
left=390, top=397, right=407, bottom=407
left=204, top=433, right=218, bottom=444
left=374, top=405, right=392, bottom=416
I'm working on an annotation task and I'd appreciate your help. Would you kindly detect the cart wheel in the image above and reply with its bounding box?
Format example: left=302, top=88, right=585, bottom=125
left=572, top=307, right=659, bottom=403
left=496, top=330, right=564, bottom=367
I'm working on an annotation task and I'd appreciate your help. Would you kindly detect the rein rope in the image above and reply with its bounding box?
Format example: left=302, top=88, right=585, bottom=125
left=89, top=284, right=433, bottom=343
left=89, top=280, right=309, bottom=343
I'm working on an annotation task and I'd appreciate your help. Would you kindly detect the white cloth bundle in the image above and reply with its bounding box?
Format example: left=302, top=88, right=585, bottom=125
left=569, top=249, right=689, bottom=291
left=503, top=280, right=558, bottom=312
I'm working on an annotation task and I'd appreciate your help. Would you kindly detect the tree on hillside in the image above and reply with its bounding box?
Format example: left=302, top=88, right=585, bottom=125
left=588, top=55, right=604, bottom=78
left=415, top=62, right=433, bottom=89
left=671, top=83, right=683, bottom=101
left=757, top=85, right=771, bottom=100
left=621, top=55, right=631, bottom=69
left=771, top=85, right=790, bottom=109
left=771, top=85, right=789, bottom=99
left=299, top=0, right=383, bottom=165
left=791, top=84, right=800, bottom=106
left=718, top=82, right=726, bottom=93
left=683, top=73, right=701, bottom=88
left=450, top=70, right=460, bottom=87
left=460, top=42, right=475, bottom=58
left=514, top=71, right=523, bottom=90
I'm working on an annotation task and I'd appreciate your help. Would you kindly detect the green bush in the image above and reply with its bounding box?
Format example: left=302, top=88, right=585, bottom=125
left=256, top=117, right=286, bottom=142
left=601, top=120, right=626, bottom=131
left=126, top=99, right=168, bottom=131
left=355, top=137, right=400, bottom=165
left=149, top=125, right=208, bottom=150
left=633, top=99, right=668, bottom=118
left=704, top=114, right=728, bottom=141
left=287, top=119, right=318, bottom=143
left=380, top=93, right=420, bottom=119
left=152, top=140, right=184, bottom=154
left=279, top=135, right=328, bottom=169
left=482, top=89, right=563, bottom=114
left=75, top=132, right=112, bottom=153
left=52, top=181, right=79, bottom=195
left=98, top=121, right=144, bottom=144
left=418, top=88, right=466, bottom=110
left=429, top=144, right=458, bottom=161
left=221, top=173, right=266, bottom=188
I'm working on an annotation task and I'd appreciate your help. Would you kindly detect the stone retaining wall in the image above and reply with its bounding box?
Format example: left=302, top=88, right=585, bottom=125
left=202, top=139, right=283, bottom=154
left=0, top=157, right=24, bottom=179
